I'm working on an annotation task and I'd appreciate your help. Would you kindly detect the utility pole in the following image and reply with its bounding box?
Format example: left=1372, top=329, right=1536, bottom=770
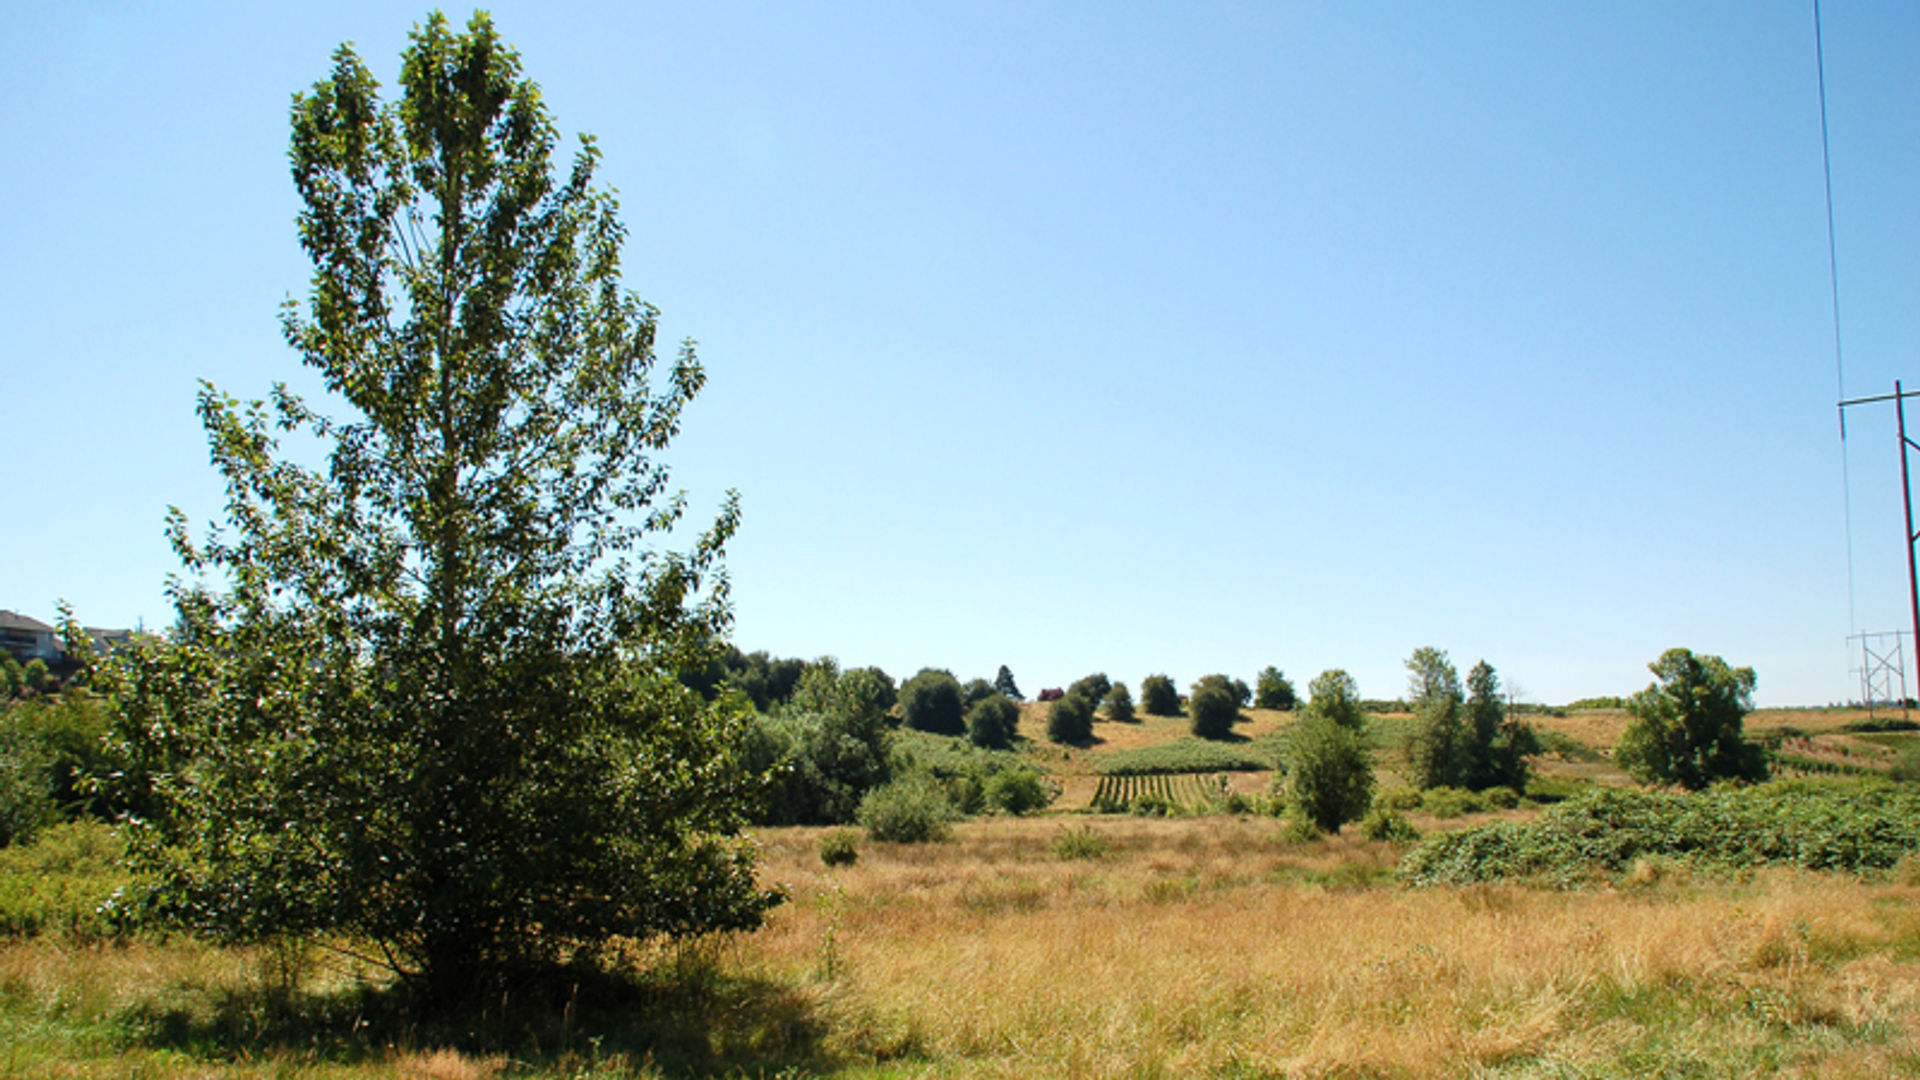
left=1838, top=380, right=1920, bottom=715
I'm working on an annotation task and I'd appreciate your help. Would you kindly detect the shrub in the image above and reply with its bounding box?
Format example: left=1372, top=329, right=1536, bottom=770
left=966, top=693, right=1021, bottom=750
left=1140, top=674, right=1181, bottom=717
left=1359, top=807, right=1420, bottom=844
left=857, top=774, right=958, bottom=843
left=900, top=668, right=966, bottom=735
left=984, top=768, right=1053, bottom=815
left=1046, top=693, right=1095, bottom=745
left=1188, top=680, right=1238, bottom=740
left=0, top=722, right=53, bottom=848
left=1375, top=786, right=1423, bottom=812
left=1052, top=825, right=1109, bottom=860
left=1104, top=681, right=1135, bottom=724
left=1421, top=786, right=1485, bottom=818
left=1130, top=791, right=1174, bottom=817
left=818, top=828, right=860, bottom=867
left=1279, top=815, right=1323, bottom=843
left=1483, top=785, right=1521, bottom=810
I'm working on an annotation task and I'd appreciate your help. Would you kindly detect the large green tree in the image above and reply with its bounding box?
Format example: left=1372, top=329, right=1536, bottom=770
left=1614, top=648, right=1767, bottom=790
left=104, top=13, right=777, bottom=1004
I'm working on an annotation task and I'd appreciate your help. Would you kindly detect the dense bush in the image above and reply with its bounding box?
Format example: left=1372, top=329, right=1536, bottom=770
left=818, top=829, right=859, bottom=867
left=1140, top=674, right=1181, bottom=717
left=1046, top=693, right=1095, bottom=745
left=984, top=769, right=1053, bottom=815
left=1399, top=782, right=1920, bottom=886
left=1052, top=825, right=1110, bottom=860
left=1359, top=807, right=1420, bottom=844
left=1420, top=786, right=1486, bottom=818
left=900, top=668, right=966, bottom=735
left=1188, top=679, right=1239, bottom=740
left=1104, top=681, right=1135, bottom=723
left=856, top=773, right=959, bottom=843
left=1374, top=786, right=1423, bottom=812
left=966, top=693, right=1021, bottom=750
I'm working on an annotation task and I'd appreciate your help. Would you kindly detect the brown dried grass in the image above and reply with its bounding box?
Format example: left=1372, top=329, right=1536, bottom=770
left=744, top=815, right=1920, bottom=1078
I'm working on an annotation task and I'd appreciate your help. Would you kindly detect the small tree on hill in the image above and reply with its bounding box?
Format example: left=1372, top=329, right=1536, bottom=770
left=993, top=664, right=1023, bottom=701
left=1189, top=674, right=1241, bottom=739
left=1069, top=672, right=1112, bottom=707
left=1614, top=648, right=1766, bottom=790
left=966, top=693, right=1021, bottom=750
left=1303, top=669, right=1365, bottom=731
left=961, top=677, right=996, bottom=710
left=900, top=668, right=965, bottom=735
left=1140, top=674, right=1181, bottom=717
left=1254, top=666, right=1296, bottom=710
left=1046, top=692, right=1095, bottom=745
left=1104, top=681, right=1135, bottom=724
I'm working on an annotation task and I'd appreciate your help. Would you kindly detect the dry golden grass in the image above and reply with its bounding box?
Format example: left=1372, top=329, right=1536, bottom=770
left=8, top=814, right=1920, bottom=1077
left=742, top=815, right=1920, bottom=1079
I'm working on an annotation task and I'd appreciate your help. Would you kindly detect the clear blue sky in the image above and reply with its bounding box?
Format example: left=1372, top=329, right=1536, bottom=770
left=4, top=2, right=1916, bottom=707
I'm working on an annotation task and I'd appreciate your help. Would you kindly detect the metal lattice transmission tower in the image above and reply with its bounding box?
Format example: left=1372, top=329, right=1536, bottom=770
left=1848, top=631, right=1909, bottom=719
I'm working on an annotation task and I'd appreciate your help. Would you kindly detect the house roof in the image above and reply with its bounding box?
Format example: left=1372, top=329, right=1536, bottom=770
left=0, top=610, right=56, bottom=634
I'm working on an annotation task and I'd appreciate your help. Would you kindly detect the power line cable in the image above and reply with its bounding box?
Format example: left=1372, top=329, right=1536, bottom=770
left=1816, top=0, right=1858, bottom=637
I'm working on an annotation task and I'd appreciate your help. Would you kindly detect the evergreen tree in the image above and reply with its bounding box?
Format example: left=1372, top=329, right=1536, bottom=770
left=992, top=664, right=1023, bottom=701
